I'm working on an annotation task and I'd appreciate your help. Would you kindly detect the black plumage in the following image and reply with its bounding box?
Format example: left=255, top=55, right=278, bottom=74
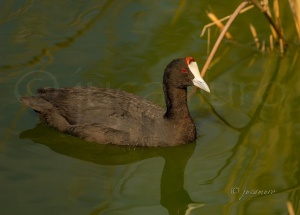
left=20, top=57, right=210, bottom=147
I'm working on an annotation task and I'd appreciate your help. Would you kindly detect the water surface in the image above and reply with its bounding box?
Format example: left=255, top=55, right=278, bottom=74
left=0, top=1, right=299, bottom=214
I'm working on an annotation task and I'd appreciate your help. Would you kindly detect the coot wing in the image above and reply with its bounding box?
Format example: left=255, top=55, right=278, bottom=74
left=37, top=87, right=164, bottom=130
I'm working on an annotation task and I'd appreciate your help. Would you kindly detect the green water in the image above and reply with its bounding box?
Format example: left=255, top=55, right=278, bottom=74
left=0, top=1, right=299, bottom=214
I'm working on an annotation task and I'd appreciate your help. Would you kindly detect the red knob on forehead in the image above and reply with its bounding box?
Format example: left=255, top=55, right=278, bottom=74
left=186, top=57, right=195, bottom=65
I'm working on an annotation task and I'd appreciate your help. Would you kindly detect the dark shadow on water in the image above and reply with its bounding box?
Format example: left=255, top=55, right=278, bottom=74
left=20, top=123, right=202, bottom=214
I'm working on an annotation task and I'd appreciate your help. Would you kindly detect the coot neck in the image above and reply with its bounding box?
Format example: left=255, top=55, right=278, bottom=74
left=163, top=83, right=191, bottom=119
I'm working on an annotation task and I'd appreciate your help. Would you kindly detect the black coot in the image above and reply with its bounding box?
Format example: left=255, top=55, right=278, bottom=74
left=20, top=57, right=210, bottom=147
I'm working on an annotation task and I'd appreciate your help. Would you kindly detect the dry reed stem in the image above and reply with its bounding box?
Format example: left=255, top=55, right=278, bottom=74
left=207, top=28, right=211, bottom=55
left=287, top=201, right=295, bottom=215
left=269, top=34, right=274, bottom=51
left=288, top=0, right=300, bottom=41
left=200, top=5, right=254, bottom=37
left=266, top=9, right=278, bottom=41
left=269, top=22, right=278, bottom=41
left=250, top=0, right=286, bottom=43
left=273, top=0, right=280, bottom=20
left=200, top=1, right=249, bottom=78
left=279, top=38, right=284, bottom=55
left=273, top=0, right=285, bottom=41
left=249, top=23, right=260, bottom=49
left=262, top=0, right=278, bottom=40
left=207, top=13, right=233, bottom=39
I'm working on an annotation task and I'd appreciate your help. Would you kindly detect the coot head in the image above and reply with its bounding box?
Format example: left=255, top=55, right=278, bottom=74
left=163, top=57, right=210, bottom=92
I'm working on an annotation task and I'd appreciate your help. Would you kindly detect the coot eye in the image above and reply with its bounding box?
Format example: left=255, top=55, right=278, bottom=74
left=181, top=68, right=188, bottom=73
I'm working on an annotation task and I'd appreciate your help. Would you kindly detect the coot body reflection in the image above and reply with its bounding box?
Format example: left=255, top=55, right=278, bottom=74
left=21, top=57, right=210, bottom=147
